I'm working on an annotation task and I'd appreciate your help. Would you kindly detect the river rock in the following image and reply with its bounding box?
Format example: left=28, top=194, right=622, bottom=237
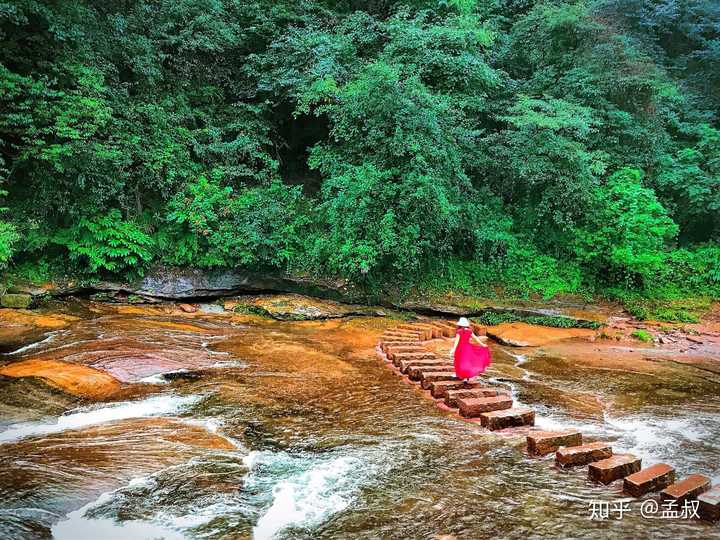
left=0, top=293, right=34, bottom=309
left=698, top=486, right=720, bottom=522
left=480, top=407, right=535, bottom=430
left=444, top=387, right=509, bottom=408
left=420, top=372, right=460, bottom=389
left=458, top=395, right=513, bottom=417
left=660, top=474, right=711, bottom=504
left=556, top=442, right=612, bottom=467
left=526, top=430, right=582, bottom=456
left=588, top=454, right=641, bottom=484
left=179, top=303, right=198, bottom=313
left=407, top=365, right=455, bottom=380
left=623, top=463, right=676, bottom=497
left=486, top=322, right=595, bottom=347
left=398, top=358, right=449, bottom=374
left=428, top=380, right=483, bottom=398
left=0, top=359, right=122, bottom=399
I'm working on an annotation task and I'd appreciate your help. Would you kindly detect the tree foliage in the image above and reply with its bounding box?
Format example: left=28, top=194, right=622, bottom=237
left=1, top=0, right=719, bottom=300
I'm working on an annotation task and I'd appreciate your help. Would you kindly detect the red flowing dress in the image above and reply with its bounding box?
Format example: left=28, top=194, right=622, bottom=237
left=454, top=327, right=491, bottom=379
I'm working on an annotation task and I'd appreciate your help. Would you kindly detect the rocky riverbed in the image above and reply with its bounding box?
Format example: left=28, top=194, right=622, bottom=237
left=0, top=295, right=718, bottom=539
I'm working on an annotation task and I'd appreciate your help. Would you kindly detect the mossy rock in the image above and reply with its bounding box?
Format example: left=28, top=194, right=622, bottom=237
left=0, top=294, right=34, bottom=309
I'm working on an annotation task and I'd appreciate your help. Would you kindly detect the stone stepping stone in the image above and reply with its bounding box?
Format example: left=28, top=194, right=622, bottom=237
left=398, top=324, right=435, bottom=339
left=480, top=407, right=535, bottom=430
left=431, top=322, right=457, bottom=337
left=660, top=474, right=711, bottom=504
left=623, top=463, right=676, bottom=497
left=381, top=341, right=418, bottom=352
left=458, top=395, right=513, bottom=417
left=429, top=380, right=484, bottom=398
left=386, top=345, right=429, bottom=357
left=398, top=358, right=449, bottom=374
left=698, top=486, right=720, bottom=522
left=588, top=453, right=641, bottom=485
left=407, top=365, right=455, bottom=380
left=420, top=372, right=460, bottom=389
left=382, top=332, right=422, bottom=340
left=556, top=442, right=612, bottom=468
left=444, top=387, right=509, bottom=408
left=390, top=352, right=437, bottom=365
left=526, top=430, right=582, bottom=456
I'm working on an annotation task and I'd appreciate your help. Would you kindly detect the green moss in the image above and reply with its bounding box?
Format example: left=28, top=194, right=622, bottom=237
left=631, top=329, right=653, bottom=342
left=476, top=311, right=600, bottom=329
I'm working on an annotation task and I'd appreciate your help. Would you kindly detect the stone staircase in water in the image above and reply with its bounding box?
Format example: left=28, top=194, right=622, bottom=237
left=376, top=320, right=720, bottom=524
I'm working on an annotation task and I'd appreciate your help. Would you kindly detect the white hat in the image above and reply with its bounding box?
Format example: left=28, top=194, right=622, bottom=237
left=456, top=317, right=470, bottom=327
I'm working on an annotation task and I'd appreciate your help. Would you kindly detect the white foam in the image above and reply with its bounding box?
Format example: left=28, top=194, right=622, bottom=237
left=244, top=450, right=381, bottom=540
left=52, top=479, right=187, bottom=540
left=0, top=394, right=201, bottom=443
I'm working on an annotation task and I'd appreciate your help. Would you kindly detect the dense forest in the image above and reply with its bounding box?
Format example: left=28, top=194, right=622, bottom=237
left=1, top=0, right=719, bottom=314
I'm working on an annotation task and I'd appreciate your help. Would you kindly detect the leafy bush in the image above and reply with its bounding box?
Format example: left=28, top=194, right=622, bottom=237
left=574, top=168, right=679, bottom=287
left=53, top=210, right=154, bottom=275
left=163, top=176, right=310, bottom=270
left=631, top=329, right=652, bottom=342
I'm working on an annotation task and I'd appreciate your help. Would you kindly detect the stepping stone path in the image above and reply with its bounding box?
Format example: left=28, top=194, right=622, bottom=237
left=624, top=463, right=675, bottom=497
left=376, top=320, right=717, bottom=526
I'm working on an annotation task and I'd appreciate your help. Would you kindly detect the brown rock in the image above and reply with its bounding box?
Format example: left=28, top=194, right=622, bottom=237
left=588, top=454, right=641, bottom=484
left=556, top=442, right=612, bottom=468
left=458, top=395, right=513, bottom=417
left=398, top=324, right=434, bottom=340
left=179, top=303, right=198, bottom=313
left=486, top=322, right=595, bottom=347
left=381, top=340, right=417, bottom=352
left=480, top=407, right=535, bottom=430
left=444, top=387, right=509, bottom=408
left=526, top=430, right=582, bottom=456
left=407, top=365, right=455, bottom=380
left=429, top=380, right=483, bottom=398
left=623, top=463, right=675, bottom=497
left=386, top=345, right=429, bottom=359
left=0, top=359, right=122, bottom=400
left=420, top=372, right=460, bottom=389
left=660, top=474, right=711, bottom=504
left=698, top=486, right=720, bottom=522
left=390, top=352, right=437, bottom=365
left=398, top=358, right=450, bottom=374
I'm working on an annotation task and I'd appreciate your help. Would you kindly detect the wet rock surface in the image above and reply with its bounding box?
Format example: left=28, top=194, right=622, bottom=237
left=0, top=297, right=719, bottom=539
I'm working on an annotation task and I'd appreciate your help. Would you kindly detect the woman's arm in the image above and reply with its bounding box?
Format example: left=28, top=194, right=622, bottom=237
left=449, top=334, right=460, bottom=355
left=471, top=333, right=488, bottom=347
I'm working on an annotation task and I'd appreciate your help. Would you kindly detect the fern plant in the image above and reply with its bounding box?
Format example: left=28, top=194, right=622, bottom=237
left=54, top=209, right=154, bottom=275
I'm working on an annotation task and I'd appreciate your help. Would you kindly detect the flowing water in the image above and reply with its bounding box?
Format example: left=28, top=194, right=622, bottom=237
left=0, top=300, right=719, bottom=539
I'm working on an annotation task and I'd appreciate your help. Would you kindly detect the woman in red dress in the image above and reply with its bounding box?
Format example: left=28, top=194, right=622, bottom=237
left=449, top=317, right=491, bottom=382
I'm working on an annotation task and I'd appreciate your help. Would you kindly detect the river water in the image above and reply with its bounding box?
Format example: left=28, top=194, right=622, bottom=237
left=0, top=300, right=718, bottom=539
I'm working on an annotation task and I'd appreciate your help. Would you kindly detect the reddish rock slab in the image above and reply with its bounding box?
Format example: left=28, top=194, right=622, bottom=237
left=398, top=324, right=434, bottom=340
left=429, top=380, right=484, bottom=398
left=698, top=486, right=720, bottom=522
left=179, top=303, right=198, bottom=313
left=458, top=395, right=513, bottom=418
left=386, top=345, right=429, bottom=359
left=420, top=372, right=460, bottom=389
left=407, top=364, right=455, bottom=380
left=588, top=454, right=641, bottom=485
left=398, top=358, right=450, bottom=374
left=660, top=474, right=711, bottom=504
left=556, top=442, right=612, bottom=468
left=623, top=463, right=676, bottom=497
left=526, top=430, right=582, bottom=456
left=390, top=352, right=437, bottom=365
left=431, top=322, right=457, bottom=337
left=444, top=387, right=509, bottom=408
left=382, top=332, right=422, bottom=341
left=381, top=340, right=417, bottom=352
left=480, top=407, right=535, bottom=430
